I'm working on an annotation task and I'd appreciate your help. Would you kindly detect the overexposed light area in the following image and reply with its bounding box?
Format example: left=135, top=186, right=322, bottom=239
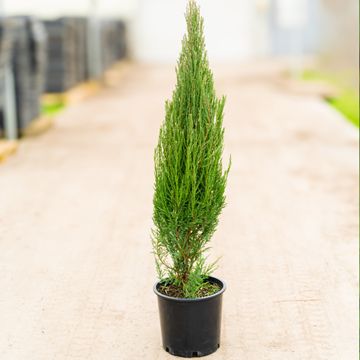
left=132, top=0, right=256, bottom=63
left=2, top=0, right=136, bottom=18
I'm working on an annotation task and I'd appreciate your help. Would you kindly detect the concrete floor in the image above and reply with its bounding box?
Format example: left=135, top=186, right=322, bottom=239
left=0, top=63, right=358, bottom=360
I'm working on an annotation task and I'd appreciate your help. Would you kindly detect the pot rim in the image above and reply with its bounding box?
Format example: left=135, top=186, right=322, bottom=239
left=153, top=276, right=226, bottom=303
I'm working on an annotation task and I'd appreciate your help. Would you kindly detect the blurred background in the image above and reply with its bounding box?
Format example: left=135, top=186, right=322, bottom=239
left=0, top=0, right=358, bottom=140
left=0, top=2, right=358, bottom=358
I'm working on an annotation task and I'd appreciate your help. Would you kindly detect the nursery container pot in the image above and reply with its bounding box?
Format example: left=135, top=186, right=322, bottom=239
left=154, top=276, right=226, bottom=358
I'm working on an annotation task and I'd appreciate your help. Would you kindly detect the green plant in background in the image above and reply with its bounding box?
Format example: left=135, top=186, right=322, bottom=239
left=302, top=70, right=359, bottom=127
left=152, top=0, right=230, bottom=299
left=41, top=102, right=65, bottom=117
left=328, top=90, right=359, bottom=127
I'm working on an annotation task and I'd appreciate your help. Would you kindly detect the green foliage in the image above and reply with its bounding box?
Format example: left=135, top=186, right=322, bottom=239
left=302, top=70, right=359, bottom=127
left=152, top=0, right=230, bottom=298
left=328, top=91, right=359, bottom=127
left=41, top=102, right=65, bottom=116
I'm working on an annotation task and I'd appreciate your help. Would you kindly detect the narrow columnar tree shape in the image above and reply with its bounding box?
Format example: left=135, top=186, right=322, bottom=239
left=152, top=0, right=230, bottom=298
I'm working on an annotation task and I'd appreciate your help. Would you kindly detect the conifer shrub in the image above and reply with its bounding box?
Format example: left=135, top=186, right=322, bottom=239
left=152, top=0, right=230, bottom=299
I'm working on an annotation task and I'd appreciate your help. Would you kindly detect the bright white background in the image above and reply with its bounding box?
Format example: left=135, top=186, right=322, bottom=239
left=132, top=0, right=257, bottom=63
left=2, top=0, right=264, bottom=62
left=2, top=0, right=136, bottom=18
left=1, top=0, right=358, bottom=68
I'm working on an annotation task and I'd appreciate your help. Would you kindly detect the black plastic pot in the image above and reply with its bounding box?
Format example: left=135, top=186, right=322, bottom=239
left=154, top=276, right=226, bottom=358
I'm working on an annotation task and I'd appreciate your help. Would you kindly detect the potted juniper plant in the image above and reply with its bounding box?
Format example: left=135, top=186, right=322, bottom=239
left=152, top=1, right=230, bottom=357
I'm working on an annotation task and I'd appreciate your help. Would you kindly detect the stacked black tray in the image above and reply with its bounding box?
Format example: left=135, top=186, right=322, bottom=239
left=1, top=16, right=127, bottom=138
left=99, top=19, right=126, bottom=72
left=0, top=18, right=14, bottom=135
left=73, top=17, right=89, bottom=83
left=44, top=18, right=79, bottom=92
left=115, top=20, right=127, bottom=61
left=0, top=17, right=46, bottom=136
left=44, top=17, right=127, bottom=93
left=11, top=16, right=47, bottom=132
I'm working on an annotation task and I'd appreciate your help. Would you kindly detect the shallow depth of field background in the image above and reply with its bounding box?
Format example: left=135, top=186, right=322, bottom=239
left=0, top=1, right=358, bottom=360
left=1, top=0, right=359, bottom=128
left=3, top=0, right=359, bottom=66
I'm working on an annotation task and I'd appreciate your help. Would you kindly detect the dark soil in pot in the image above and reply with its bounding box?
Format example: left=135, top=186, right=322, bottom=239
left=158, top=280, right=221, bottom=298
left=154, top=276, right=226, bottom=358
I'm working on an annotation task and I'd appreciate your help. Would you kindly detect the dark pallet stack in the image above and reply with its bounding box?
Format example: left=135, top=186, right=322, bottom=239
left=0, top=19, right=13, bottom=94
left=0, top=16, right=47, bottom=135
left=12, top=17, right=47, bottom=132
left=116, top=21, right=127, bottom=60
left=44, top=18, right=81, bottom=93
left=1, top=16, right=127, bottom=138
left=100, top=19, right=126, bottom=72
left=0, top=18, right=14, bottom=135
left=73, top=17, right=89, bottom=84
left=44, top=17, right=126, bottom=93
